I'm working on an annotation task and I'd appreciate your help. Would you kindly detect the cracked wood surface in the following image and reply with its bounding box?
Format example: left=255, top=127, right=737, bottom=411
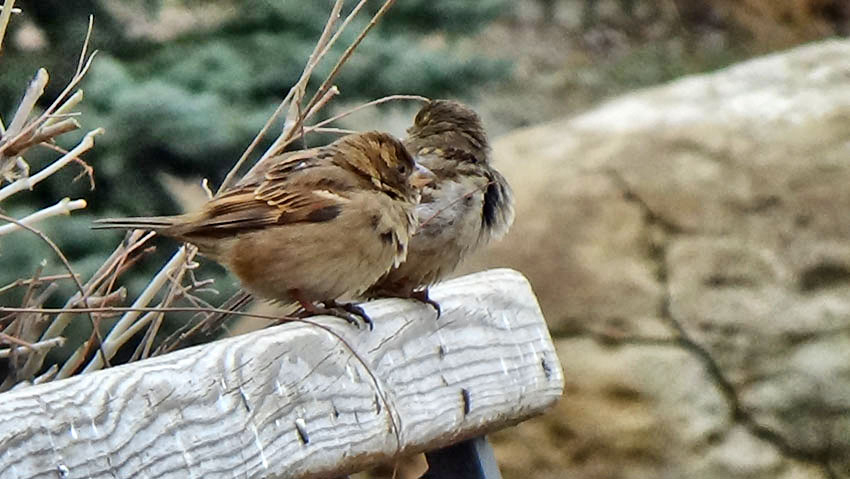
left=0, top=268, right=563, bottom=479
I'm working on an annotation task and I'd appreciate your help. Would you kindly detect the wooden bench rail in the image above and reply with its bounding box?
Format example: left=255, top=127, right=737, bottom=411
left=0, top=268, right=563, bottom=479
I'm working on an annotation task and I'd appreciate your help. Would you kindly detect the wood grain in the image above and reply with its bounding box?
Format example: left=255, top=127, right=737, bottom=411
left=0, top=268, right=563, bottom=479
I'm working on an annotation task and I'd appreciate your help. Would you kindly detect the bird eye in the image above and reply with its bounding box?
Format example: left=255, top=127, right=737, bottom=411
left=397, top=163, right=408, bottom=175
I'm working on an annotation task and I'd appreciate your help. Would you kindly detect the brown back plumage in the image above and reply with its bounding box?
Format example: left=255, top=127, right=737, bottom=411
left=405, top=99, right=490, bottom=164
left=92, top=131, right=419, bottom=241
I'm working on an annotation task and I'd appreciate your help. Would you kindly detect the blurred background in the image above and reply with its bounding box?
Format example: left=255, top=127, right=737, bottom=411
left=3, top=0, right=850, bottom=478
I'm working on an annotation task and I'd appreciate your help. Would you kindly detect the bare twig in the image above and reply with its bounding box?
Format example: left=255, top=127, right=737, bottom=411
left=306, top=94, right=429, bottom=134
left=0, top=0, right=17, bottom=56
left=0, top=273, right=79, bottom=295
left=284, top=0, right=344, bottom=126
left=76, top=16, right=94, bottom=76
left=0, top=332, right=34, bottom=348
left=3, top=118, right=82, bottom=157
left=218, top=0, right=345, bottom=192
left=0, top=337, right=65, bottom=359
left=0, top=198, right=87, bottom=236
left=154, top=289, right=255, bottom=355
left=1, top=305, right=291, bottom=324
left=4, top=68, right=48, bottom=140
left=0, top=213, right=110, bottom=372
left=0, top=33, right=98, bottom=158
left=73, top=288, right=127, bottom=309
left=44, top=90, right=84, bottom=128
left=39, top=141, right=96, bottom=190
left=31, top=364, right=58, bottom=385
left=304, top=0, right=398, bottom=117
left=138, top=255, right=192, bottom=360
left=2, top=7, right=409, bottom=431
left=0, top=129, right=103, bottom=201
left=260, top=0, right=371, bottom=160
left=251, top=0, right=401, bottom=164
left=217, top=89, right=296, bottom=193
left=306, top=126, right=358, bottom=136
left=70, top=247, right=194, bottom=377
left=37, top=231, right=149, bottom=343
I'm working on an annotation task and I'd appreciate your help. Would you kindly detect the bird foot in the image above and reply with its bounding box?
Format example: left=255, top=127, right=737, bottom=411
left=410, top=289, right=441, bottom=318
left=327, top=300, right=374, bottom=330
left=295, top=300, right=373, bottom=330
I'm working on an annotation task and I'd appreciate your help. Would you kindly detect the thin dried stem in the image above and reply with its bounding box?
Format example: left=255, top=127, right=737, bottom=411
left=312, top=0, right=370, bottom=75
left=44, top=90, right=84, bottom=127
left=262, top=0, right=370, bottom=160
left=0, top=46, right=98, bottom=158
left=306, top=94, right=429, bottom=133
left=0, top=337, right=65, bottom=359
left=0, top=332, right=34, bottom=348
left=284, top=0, right=344, bottom=127
left=0, top=213, right=110, bottom=369
left=0, top=129, right=103, bottom=201
left=2, top=305, right=290, bottom=323
left=139, top=257, right=191, bottom=359
left=37, top=231, right=149, bottom=344
left=4, top=68, right=48, bottom=140
left=304, top=0, right=398, bottom=116
left=154, top=289, right=254, bottom=356
left=0, top=0, right=17, bottom=55
left=72, top=247, right=193, bottom=376
left=15, top=261, right=43, bottom=319
left=4, top=118, right=82, bottom=156
left=0, top=273, right=79, bottom=295
left=76, top=16, right=94, bottom=76
left=0, top=198, right=87, bottom=236
left=246, top=0, right=401, bottom=168
left=31, top=364, right=58, bottom=385
left=74, top=288, right=127, bottom=309
left=218, top=0, right=345, bottom=193
left=218, top=88, right=296, bottom=193
left=307, top=126, right=358, bottom=135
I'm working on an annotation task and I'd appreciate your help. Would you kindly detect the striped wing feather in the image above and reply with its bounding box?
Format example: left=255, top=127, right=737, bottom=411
left=176, top=150, right=349, bottom=237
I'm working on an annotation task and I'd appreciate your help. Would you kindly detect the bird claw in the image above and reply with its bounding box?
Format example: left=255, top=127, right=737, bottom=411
left=320, top=300, right=374, bottom=330
left=294, top=296, right=373, bottom=330
left=411, top=289, right=441, bottom=318
left=334, top=301, right=374, bottom=330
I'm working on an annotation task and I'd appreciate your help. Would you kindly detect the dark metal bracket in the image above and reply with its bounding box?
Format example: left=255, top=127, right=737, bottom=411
left=421, top=435, right=503, bottom=479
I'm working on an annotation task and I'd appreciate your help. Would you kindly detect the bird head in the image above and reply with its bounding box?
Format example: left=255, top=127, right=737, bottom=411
left=334, top=131, right=434, bottom=202
left=406, top=99, right=490, bottom=164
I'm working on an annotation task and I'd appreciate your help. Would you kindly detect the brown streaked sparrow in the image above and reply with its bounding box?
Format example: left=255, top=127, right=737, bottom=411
left=94, top=131, right=434, bottom=328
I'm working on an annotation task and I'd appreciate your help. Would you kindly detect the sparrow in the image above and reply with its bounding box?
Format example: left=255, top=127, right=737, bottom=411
left=94, top=131, right=434, bottom=328
left=363, top=100, right=515, bottom=312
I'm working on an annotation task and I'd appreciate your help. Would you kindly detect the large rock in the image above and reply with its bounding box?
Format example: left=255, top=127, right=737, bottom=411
left=467, top=40, right=850, bottom=478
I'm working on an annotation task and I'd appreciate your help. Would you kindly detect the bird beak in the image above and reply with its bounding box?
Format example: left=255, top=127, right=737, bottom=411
left=409, top=163, right=436, bottom=189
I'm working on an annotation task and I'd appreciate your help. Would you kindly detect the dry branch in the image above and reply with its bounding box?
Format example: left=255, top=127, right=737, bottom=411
left=0, top=128, right=103, bottom=201
left=0, top=198, right=87, bottom=236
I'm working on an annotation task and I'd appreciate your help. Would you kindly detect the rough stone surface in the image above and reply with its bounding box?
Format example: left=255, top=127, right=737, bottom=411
left=465, top=40, right=850, bottom=478
left=492, top=339, right=822, bottom=479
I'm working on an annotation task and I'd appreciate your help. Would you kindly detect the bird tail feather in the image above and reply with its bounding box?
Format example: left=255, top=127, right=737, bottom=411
left=91, top=216, right=177, bottom=231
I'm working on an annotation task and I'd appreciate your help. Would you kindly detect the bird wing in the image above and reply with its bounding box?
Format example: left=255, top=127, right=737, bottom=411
left=177, top=150, right=350, bottom=237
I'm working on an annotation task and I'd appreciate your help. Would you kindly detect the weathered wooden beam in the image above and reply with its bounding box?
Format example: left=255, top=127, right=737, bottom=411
left=0, top=268, right=563, bottom=479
